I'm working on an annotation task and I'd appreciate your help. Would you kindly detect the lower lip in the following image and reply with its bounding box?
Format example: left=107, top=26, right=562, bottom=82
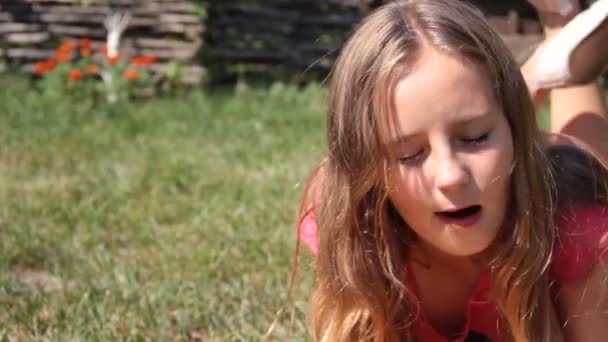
left=435, top=210, right=482, bottom=228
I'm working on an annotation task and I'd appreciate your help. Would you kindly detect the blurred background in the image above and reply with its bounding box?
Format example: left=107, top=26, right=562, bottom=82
left=0, top=0, right=603, bottom=340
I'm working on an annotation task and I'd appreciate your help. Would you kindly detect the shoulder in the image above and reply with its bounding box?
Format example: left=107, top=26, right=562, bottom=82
left=550, top=205, right=608, bottom=284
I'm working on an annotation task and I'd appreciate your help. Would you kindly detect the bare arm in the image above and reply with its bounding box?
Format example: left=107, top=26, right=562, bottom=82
left=557, top=260, right=608, bottom=341
left=548, top=84, right=608, bottom=165
left=522, top=14, right=608, bottom=164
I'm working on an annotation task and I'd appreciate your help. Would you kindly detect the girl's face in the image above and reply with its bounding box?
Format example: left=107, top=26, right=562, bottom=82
left=383, top=47, right=514, bottom=257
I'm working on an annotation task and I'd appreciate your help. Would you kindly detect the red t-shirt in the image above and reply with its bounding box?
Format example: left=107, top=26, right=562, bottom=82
left=298, top=205, right=608, bottom=341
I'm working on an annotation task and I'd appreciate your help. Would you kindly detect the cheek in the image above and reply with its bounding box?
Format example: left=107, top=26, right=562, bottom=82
left=480, top=127, right=514, bottom=197
left=480, top=149, right=513, bottom=184
left=386, top=165, right=429, bottom=214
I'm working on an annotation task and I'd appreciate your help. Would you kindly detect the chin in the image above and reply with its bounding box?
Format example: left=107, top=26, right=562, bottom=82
left=441, top=235, right=496, bottom=257
left=452, top=220, right=502, bottom=256
left=450, top=243, right=492, bottom=257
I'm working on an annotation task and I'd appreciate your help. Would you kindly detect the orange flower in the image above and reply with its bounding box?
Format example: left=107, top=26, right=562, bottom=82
left=85, top=63, right=99, bottom=75
left=68, top=69, right=83, bottom=82
left=80, top=47, right=91, bottom=57
left=33, top=60, right=56, bottom=75
left=33, top=62, right=46, bottom=75
left=130, top=56, right=146, bottom=66
left=122, top=69, right=138, bottom=81
left=57, top=41, right=75, bottom=53
left=106, top=54, right=120, bottom=64
left=79, top=38, right=92, bottom=49
left=100, top=44, right=108, bottom=54
left=54, top=49, right=71, bottom=63
left=131, top=55, right=156, bottom=66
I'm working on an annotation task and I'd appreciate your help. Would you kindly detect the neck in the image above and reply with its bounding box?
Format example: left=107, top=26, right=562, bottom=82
left=410, top=240, right=489, bottom=274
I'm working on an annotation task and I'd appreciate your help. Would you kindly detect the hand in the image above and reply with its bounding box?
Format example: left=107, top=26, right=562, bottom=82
left=528, top=0, right=581, bottom=29
left=527, top=0, right=579, bottom=16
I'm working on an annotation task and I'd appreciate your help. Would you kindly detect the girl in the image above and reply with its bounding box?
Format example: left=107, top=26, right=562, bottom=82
left=297, top=0, right=608, bottom=341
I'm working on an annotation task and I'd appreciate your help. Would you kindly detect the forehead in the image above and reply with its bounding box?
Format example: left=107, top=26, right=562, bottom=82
left=383, top=47, right=497, bottom=140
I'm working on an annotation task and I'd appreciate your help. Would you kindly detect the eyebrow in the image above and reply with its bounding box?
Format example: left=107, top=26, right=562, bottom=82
left=388, top=133, right=416, bottom=146
left=387, top=111, right=492, bottom=146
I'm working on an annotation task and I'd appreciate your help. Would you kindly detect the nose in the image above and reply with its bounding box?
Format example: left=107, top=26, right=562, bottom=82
left=432, top=150, right=471, bottom=192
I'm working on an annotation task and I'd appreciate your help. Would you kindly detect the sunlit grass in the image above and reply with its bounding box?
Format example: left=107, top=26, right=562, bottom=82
left=0, top=75, right=322, bottom=340
left=0, top=72, right=602, bottom=340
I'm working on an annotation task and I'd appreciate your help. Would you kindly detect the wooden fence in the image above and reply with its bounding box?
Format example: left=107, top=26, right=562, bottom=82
left=0, top=0, right=205, bottom=84
left=204, top=0, right=376, bottom=81
left=204, top=0, right=545, bottom=81
left=1, top=0, right=548, bottom=83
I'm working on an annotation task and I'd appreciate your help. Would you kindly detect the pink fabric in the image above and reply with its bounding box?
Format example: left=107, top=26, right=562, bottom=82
left=406, top=264, right=498, bottom=342
left=297, top=205, right=608, bottom=341
left=550, top=205, right=608, bottom=284
left=299, top=211, right=319, bottom=256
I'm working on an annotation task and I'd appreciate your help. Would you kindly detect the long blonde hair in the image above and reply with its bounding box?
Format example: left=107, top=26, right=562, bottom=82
left=299, top=1, right=581, bottom=341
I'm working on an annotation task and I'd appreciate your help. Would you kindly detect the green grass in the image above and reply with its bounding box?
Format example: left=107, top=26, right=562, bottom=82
left=0, top=71, right=599, bottom=340
left=0, top=75, right=323, bottom=340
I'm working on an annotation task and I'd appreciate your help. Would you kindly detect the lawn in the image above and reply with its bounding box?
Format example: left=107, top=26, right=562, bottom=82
left=0, top=74, right=322, bottom=340
left=0, top=70, right=602, bottom=341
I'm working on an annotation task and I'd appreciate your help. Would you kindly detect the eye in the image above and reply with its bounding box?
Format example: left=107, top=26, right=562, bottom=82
left=461, top=132, right=489, bottom=145
left=398, top=148, right=425, bottom=164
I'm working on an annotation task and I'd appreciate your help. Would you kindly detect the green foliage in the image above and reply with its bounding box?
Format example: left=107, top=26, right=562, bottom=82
left=192, top=1, right=208, bottom=19
left=0, top=74, right=324, bottom=340
left=157, top=60, right=188, bottom=96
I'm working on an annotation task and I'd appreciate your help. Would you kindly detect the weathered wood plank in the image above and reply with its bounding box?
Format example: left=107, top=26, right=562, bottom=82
left=0, top=12, right=14, bottom=22
left=39, top=13, right=107, bottom=24
left=0, top=47, right=54, bottom=60
left=131, top=37, right=198, bottom=49
left=22, top=0, right=138, bottom=5
left=3, top=32, right=50, bottom=44
left=1, top=4, right=108, bottom=15
left=159, top=13, right=200, bottom=24
left=0, top=23, right=42, bottom=34
left=2, top=3, right=198, bottom=16
left=136, top=2, right=198, bottom=13
left=135, top=48, right=197, bottom=61
left=153, top=22, right=202, bottom=35
left=47, top=24, right=106, bottom=38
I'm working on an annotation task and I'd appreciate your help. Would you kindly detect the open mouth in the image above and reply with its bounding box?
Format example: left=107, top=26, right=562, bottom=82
left=435, top=205, right=482, bottom=226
